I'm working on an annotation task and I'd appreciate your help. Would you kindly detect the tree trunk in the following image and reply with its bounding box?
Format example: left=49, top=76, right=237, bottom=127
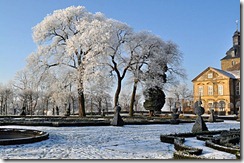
left=90, top=98, right=93, bottom=115
left=42, top=99, right=45, bottom=115
left=56, top=106, right=59, bottom=115
left=105, top=98, right=108, bottom=113
left=3, top=104, right=5, bottom=115
left=0, top=98, right=3, bottom=115
left=52, top=107, right=55, bottom=115
left=30, top=96, right=33, bottom=116
left=78, top=90, right=85, bottom=117
left=0, top=100, right=2, bottom=115
left=98, top=99, right=102, bottom=115
left=114, top=78, right=122, bottom=110
left=77, top=54, right=86, bottom=117
left=5, top=98, right=7, bottom=115
left=33, top=100, right=38, bottom=115
left=129, top=80, right=138, bottom=117
left=46, top=99, right=48, bottom=116
left=72, top=97, right=75, bottom=115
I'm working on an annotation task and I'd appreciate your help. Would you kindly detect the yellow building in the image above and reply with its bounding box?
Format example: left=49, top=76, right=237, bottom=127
left=192, top=29, right=240, bottom=115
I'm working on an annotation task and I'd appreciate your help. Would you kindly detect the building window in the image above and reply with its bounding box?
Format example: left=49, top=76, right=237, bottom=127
left=232, top=60, right=236, bottom=66
left=208, top=85, right=213, bottom=95
left=234, top=37, right=239, bottom=45
left=208, top=73, right=213, bottom=78
left=218, top=85, right=223, bottom=95
left=198, top=86, right=203, bottom=96
left=236, top=81, right=240, bottom=95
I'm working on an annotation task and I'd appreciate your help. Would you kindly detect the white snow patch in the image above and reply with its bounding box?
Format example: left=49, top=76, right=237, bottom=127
left=0, top=120, right=240, bottom=159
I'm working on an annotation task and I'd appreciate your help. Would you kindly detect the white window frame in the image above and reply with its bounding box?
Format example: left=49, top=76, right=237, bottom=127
left=218, top=85, right=223, bottom=95
left=208, top=85, right=213, bottom=95
left=198, top=86, right=203, bottom=96
left=208, top=73, right=213, bottom=78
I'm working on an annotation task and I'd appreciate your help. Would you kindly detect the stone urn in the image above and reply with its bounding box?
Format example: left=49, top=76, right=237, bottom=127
left=192, top=97, right=208, bottom=133
left=170, top=107, right=180, bottom=124
left=110, top=105, right=124, bottom=126
left=208, top=109, right=216, bottom=122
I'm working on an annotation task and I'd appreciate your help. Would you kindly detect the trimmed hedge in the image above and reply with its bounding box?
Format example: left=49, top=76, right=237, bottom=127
left=196, top=135, right=213, bottom=141
left=160, top=129, right=235, bottom=159
left=160, top=135, right=175, bottom=144
left=205, top=140, right=240, bottom=154
left=174, top=138, right=202, bottom=155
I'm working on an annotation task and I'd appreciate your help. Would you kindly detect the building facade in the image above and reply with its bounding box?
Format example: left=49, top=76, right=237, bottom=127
left=192, top=30, right=240, bottom=115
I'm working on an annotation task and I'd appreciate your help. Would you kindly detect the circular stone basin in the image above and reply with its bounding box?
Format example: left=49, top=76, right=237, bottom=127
left=0, top=128, right=49, bottom=145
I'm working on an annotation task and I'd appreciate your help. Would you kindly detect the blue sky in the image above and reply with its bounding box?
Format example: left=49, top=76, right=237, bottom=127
left=0, top=0, right=240, bottom=89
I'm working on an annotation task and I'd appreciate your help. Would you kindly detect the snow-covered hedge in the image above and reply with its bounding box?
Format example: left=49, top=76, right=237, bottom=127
left=205, top=140, right=240, bottom=154
left=174, top=138, right=202, bottom=155
left=196, top=135, right=213, bottom=141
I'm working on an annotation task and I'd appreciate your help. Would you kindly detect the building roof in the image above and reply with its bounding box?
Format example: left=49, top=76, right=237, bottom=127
left=192, top=67, right=240, bottom=82
left=221, top=45, right=240, bottom=60
left=212, top=67, right=240, bottom=79
left=227, top=70, right=240, bottom=79
left=233, top=30, right=240, bottom=36
left=221, top=30, right=240, bottom=60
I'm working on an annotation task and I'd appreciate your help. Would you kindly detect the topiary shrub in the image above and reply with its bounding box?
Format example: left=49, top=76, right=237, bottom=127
left=205, top=140, right=240, bottom=154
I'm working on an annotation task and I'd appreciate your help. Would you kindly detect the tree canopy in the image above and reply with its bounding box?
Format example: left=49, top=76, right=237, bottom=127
left=2, top=6, right=185, bottom=117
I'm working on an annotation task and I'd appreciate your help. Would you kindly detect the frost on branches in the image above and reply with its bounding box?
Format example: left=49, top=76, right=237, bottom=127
left=29, top=6, right=116, bottom=117
left=13, top=6, right=185, bottom=117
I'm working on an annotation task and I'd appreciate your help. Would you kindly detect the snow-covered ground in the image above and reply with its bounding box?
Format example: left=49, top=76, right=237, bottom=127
left=0, top=120, right=240, bottom=159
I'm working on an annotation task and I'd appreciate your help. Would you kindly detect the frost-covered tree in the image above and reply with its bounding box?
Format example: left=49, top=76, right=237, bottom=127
left=13, top=69, right=40, bottom=115
left=97, top=20, right=134, bottom=108
left=30, top=6, right=113, bottom=117
left=25, top=5, right=185, bottom=117
left=167, top=97, right=175, bottom=112
left=169, top=84, right=192, bottom=102
left=85, top=66, right=113, bottom=115
left=0, top=84, right=5, bottom=115
left=168, top=83, right=193, bottom=112
left=140, top=40, right=185, bottom=115
left=0, top=83, right=13, bottom=115
left=161, top=41, right=186, bottom=87
left=125, top=31, right=167, bottom=116
left=37, top=68, right=77, bottom=116
left=123, top=32, right=181, bottom=116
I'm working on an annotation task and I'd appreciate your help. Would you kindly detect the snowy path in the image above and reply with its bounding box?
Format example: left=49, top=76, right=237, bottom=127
left=0, top=120, right=240, bottom=159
